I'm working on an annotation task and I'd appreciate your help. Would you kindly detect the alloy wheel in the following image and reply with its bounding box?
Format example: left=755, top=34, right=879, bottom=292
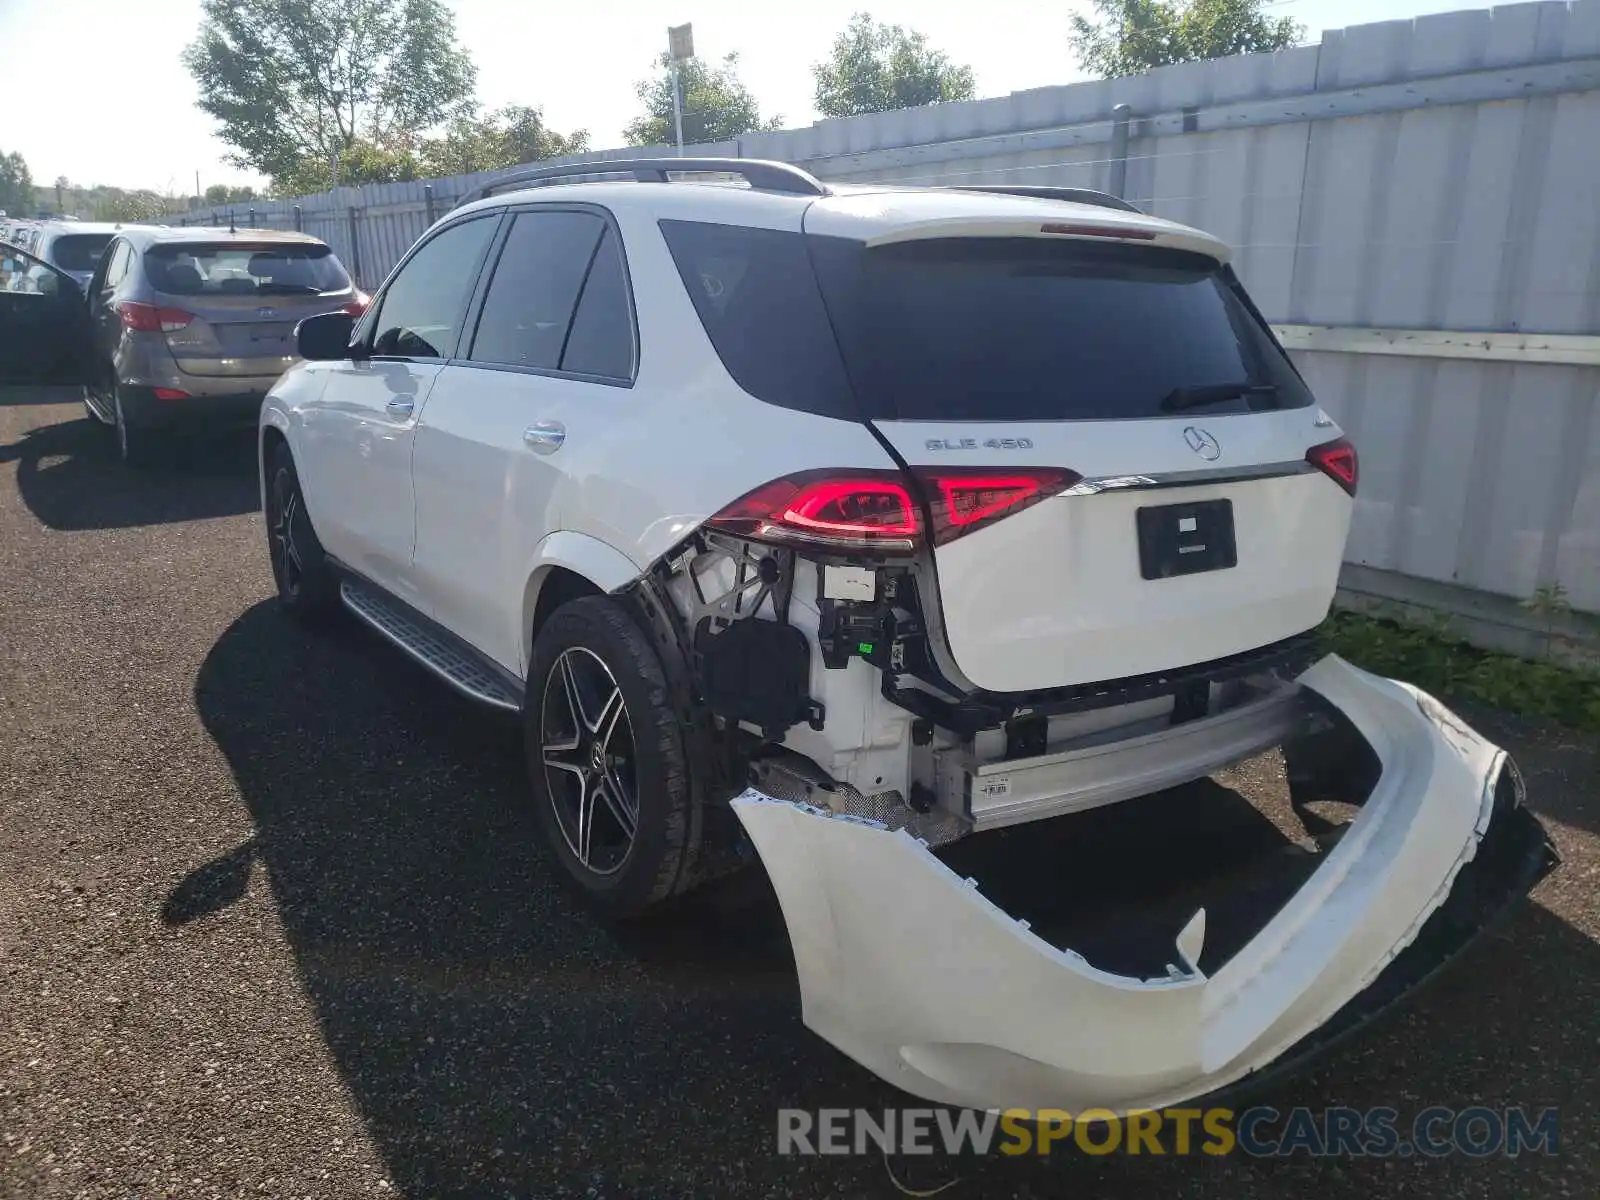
left=539, top=646, right=639, bottom=875
left=269, top=469, right=305, bottom=598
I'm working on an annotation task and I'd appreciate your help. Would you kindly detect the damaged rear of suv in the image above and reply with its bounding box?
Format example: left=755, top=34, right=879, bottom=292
left=256, top=159, right=1556, bottom=1115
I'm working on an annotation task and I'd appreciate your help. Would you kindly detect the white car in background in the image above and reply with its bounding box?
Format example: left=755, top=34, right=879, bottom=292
left=0, top=158, right=1556, bottom=1115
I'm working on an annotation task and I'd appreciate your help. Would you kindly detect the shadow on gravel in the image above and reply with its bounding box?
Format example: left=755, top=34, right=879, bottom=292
left=161, top=838, right=257, bottom=925
left=0, top=413, right=257, bottom=531
left=183, top=601, right=1596, bottom=1199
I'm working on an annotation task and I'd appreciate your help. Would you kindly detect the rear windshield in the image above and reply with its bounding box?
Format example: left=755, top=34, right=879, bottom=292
left=48, top=233, right=113, bottom=273
left=660, top=220, right=1310, bottom=421
left=144, top=242, right=351, bottom=297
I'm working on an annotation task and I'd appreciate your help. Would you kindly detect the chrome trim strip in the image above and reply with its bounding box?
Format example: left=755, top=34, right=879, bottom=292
left=1062, top=461, right=1314, bottom=495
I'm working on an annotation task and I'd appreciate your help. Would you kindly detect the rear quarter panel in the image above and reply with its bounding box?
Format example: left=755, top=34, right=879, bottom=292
left=493, top=205, right=899, bottom=672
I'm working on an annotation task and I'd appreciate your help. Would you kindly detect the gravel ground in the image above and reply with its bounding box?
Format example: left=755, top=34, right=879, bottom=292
left=1, top=387, right=1596, bottom=1199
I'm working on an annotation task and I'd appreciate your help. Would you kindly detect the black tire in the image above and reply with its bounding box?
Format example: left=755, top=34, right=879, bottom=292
left=264, top=442, right=339, bottom=620
left=524, top=596, right=695, bottom=918
left=112, top=385, right=158, bottom=468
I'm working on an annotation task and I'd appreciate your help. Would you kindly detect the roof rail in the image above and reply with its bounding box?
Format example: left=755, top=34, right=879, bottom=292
left=460, top=157, right=828, bottom=204
left=945, top=185, right=1142, bottom=214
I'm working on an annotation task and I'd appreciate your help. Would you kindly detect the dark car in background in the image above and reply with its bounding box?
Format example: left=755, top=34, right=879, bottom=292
left=65, top=225, right=367, bottom=464
left=25, top=222, right=131, bottom=290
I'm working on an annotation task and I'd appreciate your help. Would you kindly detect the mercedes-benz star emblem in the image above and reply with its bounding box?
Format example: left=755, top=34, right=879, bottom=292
left=1183, top=426, right=1222, bottom=461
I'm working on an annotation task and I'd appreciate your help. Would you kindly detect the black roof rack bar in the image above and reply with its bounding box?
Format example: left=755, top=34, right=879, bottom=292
left=945, top=185, right=1142, bottom=214
left=462, top=157, right=828, bottom=204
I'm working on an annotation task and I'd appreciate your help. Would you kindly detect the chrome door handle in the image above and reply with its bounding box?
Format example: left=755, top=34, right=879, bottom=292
left=523, top=421, right=566, bottom=453
left=385, top=396, right=415, bottom=419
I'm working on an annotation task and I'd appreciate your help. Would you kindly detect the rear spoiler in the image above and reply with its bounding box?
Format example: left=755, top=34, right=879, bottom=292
left=861, top=215, right=1231, bottom=262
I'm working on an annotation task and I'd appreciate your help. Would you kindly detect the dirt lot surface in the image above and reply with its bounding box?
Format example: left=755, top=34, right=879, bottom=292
left=2, top=387, right=1596, bottom=1198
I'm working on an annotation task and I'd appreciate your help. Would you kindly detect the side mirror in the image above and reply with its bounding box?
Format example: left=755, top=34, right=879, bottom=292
left=296, top=311, right=357, bottom=361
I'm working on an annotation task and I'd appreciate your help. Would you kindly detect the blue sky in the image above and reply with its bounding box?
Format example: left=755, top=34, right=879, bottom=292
left=0, top=0, right=1500, bottom=193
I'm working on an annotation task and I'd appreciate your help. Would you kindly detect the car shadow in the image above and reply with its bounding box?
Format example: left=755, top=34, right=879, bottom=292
left=182, top=602, right=1598, bottom=1198
left=0, top=411, right=259, bottom=531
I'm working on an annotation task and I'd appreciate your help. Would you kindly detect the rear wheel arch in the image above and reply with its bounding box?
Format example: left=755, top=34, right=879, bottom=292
left=518, top=532, right=645, bottom=672
left=525, top=566, right=604, bottom=659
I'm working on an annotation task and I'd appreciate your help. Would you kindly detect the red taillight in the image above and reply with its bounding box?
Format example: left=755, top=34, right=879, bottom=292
left=914, top=467, right=1080, bottom=546
left=119, top=302, right=193, bottom=333
left=1307, top=436, right=1358, bottom=496
left=152, top=387, right=189, bottom=401
left=706, top=466, right=1080, bottom=553
left=707, top=471, right=919, bottom=552
left=343, top=290, right=370, bottom=316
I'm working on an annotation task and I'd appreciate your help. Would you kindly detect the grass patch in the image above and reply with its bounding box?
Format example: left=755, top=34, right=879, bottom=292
left=1319, top=609, right=1600, bottom=733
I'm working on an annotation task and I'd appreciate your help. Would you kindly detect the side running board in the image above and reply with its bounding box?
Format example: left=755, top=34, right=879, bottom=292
left=340, top=580, right=522, bottom=711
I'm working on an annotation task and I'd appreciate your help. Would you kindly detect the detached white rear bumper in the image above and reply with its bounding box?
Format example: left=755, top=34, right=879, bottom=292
left=732, top=655, right=1555, bottom=1114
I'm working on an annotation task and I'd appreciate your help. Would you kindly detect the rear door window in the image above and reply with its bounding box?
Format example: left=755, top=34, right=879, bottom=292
left=557, top=226, right=634, bottom=380
left=100, top=242, right=131, bottom=290
left=468, top=211, right=604, bottom=372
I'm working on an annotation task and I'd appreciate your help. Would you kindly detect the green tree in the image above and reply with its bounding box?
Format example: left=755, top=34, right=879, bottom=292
left=185, top=0, right=477, bottom=189
left=623, top=52, right=779, bottom=147
left=94, top=189, right=177, bottom=222
left=417, top=105, right=590, bottom=177
left=1069, top=0, right=1302, bottom=78
left=269, top=139, right=421, bottom=196
left=0, top=150, right=34, bottom=216
left=203, top=183, right=258, bottom=205
left=813, top=13, right=976, bottom=118
left=492, top=106, right=590, bottom=166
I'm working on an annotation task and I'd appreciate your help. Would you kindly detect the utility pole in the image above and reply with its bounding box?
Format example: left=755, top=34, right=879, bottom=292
left=195, top=170, right=201, bottom=203
left=667, top=23, right=693, bottom=156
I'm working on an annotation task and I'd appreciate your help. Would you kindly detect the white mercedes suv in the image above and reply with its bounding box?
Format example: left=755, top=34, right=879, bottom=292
left=250, top=159, right=1550, bottom=1115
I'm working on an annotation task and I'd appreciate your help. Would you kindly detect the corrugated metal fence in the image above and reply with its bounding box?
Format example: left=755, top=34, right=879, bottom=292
left=165, top=0, right=1600, bottom=621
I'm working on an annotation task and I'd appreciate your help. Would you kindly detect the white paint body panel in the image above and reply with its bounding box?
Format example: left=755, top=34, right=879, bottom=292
left=292, top=357, right=443, bottom=607
left=873, top=408, right=1352, bottom=692
left=734, top=656, right=1504, bottom=1113
left=408, top=348, right=891, bottom=676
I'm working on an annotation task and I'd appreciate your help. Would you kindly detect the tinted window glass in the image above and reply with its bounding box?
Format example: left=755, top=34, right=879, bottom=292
left=101, top=242, right=130, bottom=289
left=809, top=236, right=1311, bottom=420
left=469, top=211, right=603, bottom=370
left=371, top=218, right=496, bottom=358
left=658, top=219, right=856, bottom=419
left=146, top=242, right=352, bottom=298
left=559, top=226, right=633, bottom=379
left=47, top=234, right=114, bottom=273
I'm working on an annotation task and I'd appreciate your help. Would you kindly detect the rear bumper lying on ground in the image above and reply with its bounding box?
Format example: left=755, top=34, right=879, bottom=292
left=733, top=655, right=1557, bottom=1114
